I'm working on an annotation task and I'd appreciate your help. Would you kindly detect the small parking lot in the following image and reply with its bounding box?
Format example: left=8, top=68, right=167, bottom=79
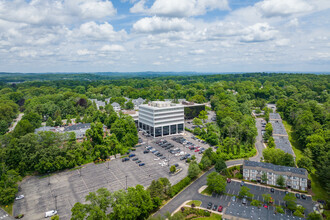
left=197, top=180, right=315, bottom=218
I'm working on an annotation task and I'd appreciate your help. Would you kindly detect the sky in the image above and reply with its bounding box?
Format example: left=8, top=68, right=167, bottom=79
left=0, top=0, right=330, bottom=73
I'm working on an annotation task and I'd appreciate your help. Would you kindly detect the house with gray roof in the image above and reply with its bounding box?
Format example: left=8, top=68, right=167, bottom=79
left=111, top=102, right=121, bottom=111
left=243, top=160, right=308, bottom=191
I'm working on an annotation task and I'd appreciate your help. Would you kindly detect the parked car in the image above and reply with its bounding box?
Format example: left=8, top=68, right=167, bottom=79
left=160, top=156, right=166, bottom=160
left=122, top=158, right=129, bottom=162
left=132, top=158, right=139, bottom=161
left=263, top=204, right=268, bottom=209
left=15, top=195, right=24, bottom=200
left=136, top=160, right=142, bottom=164
left=45, top=210, right=57, bottom=218
left=301, top=194, right=307, bottom=200
left=240, top=181, right=245, bottom=186
left=218, top=205, right=223, bottom=212
left=195, top=149, right=200, bottom=152
left=285, top=191, right=289, bottom=195
left=207, top=202, right=212, bottom=209
left=139, top=163, right=145, bottom=166
left=212, top=204, right=217, bottom=211
left=128, top=154, right=135, bottom=158
left=270, top=188, right=275, bottom=193
left=242, top=198, right=247, bottom=204
left=227, top=178, right=231, bottom=183
left=296, top=193, right=301, bottom=199
left=143, top=150, right=149, bottom=154
left=231, top=196, right=236, bottom=202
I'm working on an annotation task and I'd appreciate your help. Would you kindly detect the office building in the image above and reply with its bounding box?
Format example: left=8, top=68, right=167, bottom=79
left=138, top=101, right=184, bottom=137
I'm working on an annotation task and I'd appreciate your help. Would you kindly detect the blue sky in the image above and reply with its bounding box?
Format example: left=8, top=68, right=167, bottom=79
left=0, top=0, right=329, bottom=73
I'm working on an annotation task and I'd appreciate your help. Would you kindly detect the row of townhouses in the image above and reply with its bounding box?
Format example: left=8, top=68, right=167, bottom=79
left=243, top=160, right=308, bottom=191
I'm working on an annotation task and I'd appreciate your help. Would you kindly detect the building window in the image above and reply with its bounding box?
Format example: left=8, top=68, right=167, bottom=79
left=163, top=126, right=169, bottom=136
left=170, top=124, right=176, bottom=134
left=155, top=127, right=162, bottom=137
left=178, top=124, right=184, bottom=133
left=150, top=126, right=154, bottom=136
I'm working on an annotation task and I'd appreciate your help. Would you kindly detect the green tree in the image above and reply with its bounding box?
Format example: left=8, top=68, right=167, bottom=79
left=276, top=175, right=285, bottom=187
left=192, top=117, right=203, bottom=126
left=54, top=116, right=62, bottom=127
left=188, top=161, right=201, bottom=179
left=283, top=193, right=297, bottom=211
left=238, top=186, right=253, bottom=199
left=261, top=172, right=268, bottom=183
left=13, top=119, right=34, bottom=138
left=51, top=215, right=59, bottom=220
left=0, top=120, right=8, bottom=135
left=206, top=172, right=226, bottom=194
left=193, top=127, right=201, bottom=135
left=307, top=212, right=322, bottom=220
left=199, top=155, right=212, bottom=170
left=297, top=157, right=313, bottom=173
left=170, top=165, right=176, bottom=173
left=293, top=210, right=304, bottom=217
left=198, top=110, right=208, bottom=123
left=250, top=200, right=262, bottom=207
left=125, top=100, right=134, bottom=110
left=215, top=158, right=227, bottom=173
left=262, top=194, right=272, bottom=204
left=276, top=206, right=284, bottom=214
left=46, top=117, right=54, bottom=127
left=86, top=122, right=104, bottom=145
left=267, top=136, right=276, bottom=148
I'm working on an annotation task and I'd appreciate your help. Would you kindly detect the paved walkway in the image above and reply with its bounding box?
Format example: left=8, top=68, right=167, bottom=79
left=8, top=113, right=24, bottom=132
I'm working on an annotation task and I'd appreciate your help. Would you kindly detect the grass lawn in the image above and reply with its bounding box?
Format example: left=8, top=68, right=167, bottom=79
left=201, top=186, right=212, bottom=196
left=192, top=213, right=222, bottom=220
left=282, top=120, right=329, bottom=200
left=0, top=203, right=13, bottom=215
left=187, top=200, right=202, bottom=206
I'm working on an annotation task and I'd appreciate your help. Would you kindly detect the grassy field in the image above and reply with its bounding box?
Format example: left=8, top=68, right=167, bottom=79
left=187, top=200, right=202, bottom=206
left=192, top=213, right=222, bottom=220
left=282, top=120, right=328, bottom=200
left=0, top=203, right=13, bottom=215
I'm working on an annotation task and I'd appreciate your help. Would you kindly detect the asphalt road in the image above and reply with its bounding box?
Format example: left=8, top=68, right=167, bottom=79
left=0, top=208, right=14, bottom=220
left=249, top=117, right=266, bottom=163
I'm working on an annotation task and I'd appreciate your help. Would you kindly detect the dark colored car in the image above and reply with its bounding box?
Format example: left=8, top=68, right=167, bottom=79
left=132, top=158, right=138, bottom=161
left=301, top=194, right=307, bottom=200
left=160, top=156, right=166, bottom=160
left=143, top=150, right=149, bottom=154
left=212, top=205, right=217, bottom=211
left=270, top=188, right=275, bottom=193
left=227, top=178, right=231, bottom=183
left=136, top=160, right=141, bottom=164
left=122, top=158, right=129, bottom=162
left=139, top=163, right=145, bottom=166
left=207, top=202, right=212, bottom=209
left=296, top=193, right=301, bottom=199
left=240, top=181, right=245, bottom=186
left=157, top=153, right=163, bottom=157
left=180, top=156, right=186, bottom=160
left=128, top=154, right=135, bottom=158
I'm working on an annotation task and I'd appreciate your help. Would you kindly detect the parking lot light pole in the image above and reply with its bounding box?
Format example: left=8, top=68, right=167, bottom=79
left=125, top=175, right=128, bottom=190
left=54, top=195, right=57, bottom=210
left=107, top=160, right=110, bottom=169
left=48, top=171, right=50, bottom=186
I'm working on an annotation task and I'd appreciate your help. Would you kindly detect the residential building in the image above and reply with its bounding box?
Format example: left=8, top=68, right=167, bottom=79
left=132, top=98, right=145, bottom=109
left=138, top=101, right=184, bottom=137
left=111, top=102, right=121, bottom=111
left=243, top=160, right=308, bottom=191
left=269, top=113, right=296, bottom=159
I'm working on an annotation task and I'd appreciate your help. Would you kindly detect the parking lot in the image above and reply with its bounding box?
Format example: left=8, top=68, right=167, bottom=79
left=205, top=180, right=315, bottom=216
left=13, top=136, right=194, bottom=220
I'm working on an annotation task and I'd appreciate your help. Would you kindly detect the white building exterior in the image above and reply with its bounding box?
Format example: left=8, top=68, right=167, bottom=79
left=243, top=160, right=308, bottom=191
left=138, top=101, right=184, bottom=137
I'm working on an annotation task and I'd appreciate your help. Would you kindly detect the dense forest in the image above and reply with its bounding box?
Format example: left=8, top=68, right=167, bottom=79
left=0, top=73, right=329, bottom=208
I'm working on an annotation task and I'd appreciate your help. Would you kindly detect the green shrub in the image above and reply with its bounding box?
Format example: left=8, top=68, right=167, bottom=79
left=171, top=177, right=191, bottom=197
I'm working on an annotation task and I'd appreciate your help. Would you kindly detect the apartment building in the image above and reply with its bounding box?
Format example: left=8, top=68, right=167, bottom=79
left=138, top=101, right=184, bottom=137
left=243, top=160, right=308, bottom=191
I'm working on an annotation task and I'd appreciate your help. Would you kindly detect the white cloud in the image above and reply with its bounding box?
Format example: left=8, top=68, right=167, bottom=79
left=130, top=0, right=229, bottom=17
left=133, top=16, right=194, bottom=33
left=77, top=49, right=92, bottom=56
left=100, top=44, right=126, bottom=52
left=190, top=49, right=206, bottom=55
left=256, top=0, right=314, bottom=18
left=74, top=22, right=127, bottom=41
left=240, top=23, right=278, bottom=43
left=0, top=0, right=116, bottom=25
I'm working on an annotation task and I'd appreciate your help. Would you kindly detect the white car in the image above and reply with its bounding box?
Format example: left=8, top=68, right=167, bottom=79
left=15, top=195, right=24, bottom=200
left=45, top=210, right=57, bottom=218
left=154, top=158, right=160, bottom=161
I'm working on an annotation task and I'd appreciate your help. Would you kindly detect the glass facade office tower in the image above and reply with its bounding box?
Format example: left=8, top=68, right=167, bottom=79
left=139, top=101, right=184, bottom=137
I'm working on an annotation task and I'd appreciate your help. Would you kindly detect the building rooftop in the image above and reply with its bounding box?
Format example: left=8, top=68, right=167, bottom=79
left=243, top=160, right=307, bottom=176
left=270, top=120, right=288, bottom=135
left=140, top=101, right=183, bottom=109
left=273, top=136, right=295, bottom=156
left=269, top=113, right=282, bottom=120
